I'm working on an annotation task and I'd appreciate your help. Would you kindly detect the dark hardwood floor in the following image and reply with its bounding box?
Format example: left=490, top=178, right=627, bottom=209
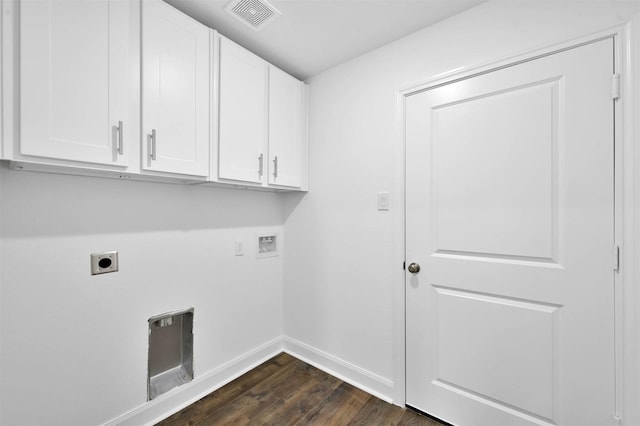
left=157, top=352, right=444, bottom=425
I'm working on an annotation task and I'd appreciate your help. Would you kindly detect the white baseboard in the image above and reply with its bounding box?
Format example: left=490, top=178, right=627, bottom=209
left=104, top=335, right=396, bottom=426
left=104, top=336, right=284, bottom=426
left=282, top=336, right=394, bottom=404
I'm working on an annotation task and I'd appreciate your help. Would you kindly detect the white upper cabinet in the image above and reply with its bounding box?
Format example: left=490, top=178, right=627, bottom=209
left=19, top=0, right=130, bottom=166
left=142, top=0, right=210, bottom=177
left=268, top=66, right=304, bottom=188
left=7, top=1, right=305, bottom=190
left=217, top=36, right=308, bottom=190
left=218, top=37, right=268, bottom=184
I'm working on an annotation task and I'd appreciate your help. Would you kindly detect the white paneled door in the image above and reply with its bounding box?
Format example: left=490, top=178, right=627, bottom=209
left=405, top=39, right=615, bottom=426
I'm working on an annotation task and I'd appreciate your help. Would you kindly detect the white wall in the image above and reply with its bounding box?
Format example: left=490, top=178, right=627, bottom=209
left=283, top=0, right=640, bottom=407
left=5, top=1, right=640, bottom=425
left=0, top=164, right=284, bottom=426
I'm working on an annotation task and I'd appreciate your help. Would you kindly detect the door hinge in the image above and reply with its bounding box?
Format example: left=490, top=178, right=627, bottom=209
left=613, top=245, right=620, bottom=272
left=612, top=74, right=621, bottom=100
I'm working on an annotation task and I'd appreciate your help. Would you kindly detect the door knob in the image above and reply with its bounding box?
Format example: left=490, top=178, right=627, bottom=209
left=407, top=262, right=421, bottom=273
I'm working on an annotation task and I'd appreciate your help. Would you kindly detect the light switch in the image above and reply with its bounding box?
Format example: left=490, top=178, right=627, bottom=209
left=235, top=240, right=245, bottom=256
left=378, top=192, right=390, bottom=211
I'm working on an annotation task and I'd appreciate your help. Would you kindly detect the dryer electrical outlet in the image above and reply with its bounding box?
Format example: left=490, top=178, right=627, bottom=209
left=90, top=251, right=119, bottom=275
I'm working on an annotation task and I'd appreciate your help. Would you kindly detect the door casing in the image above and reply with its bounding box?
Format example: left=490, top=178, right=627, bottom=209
left=392, top=25, right=640, bottom=425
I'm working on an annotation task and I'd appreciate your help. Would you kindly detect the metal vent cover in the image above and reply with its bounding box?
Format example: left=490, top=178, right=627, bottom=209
left=225, top=0, right=281, bottom=31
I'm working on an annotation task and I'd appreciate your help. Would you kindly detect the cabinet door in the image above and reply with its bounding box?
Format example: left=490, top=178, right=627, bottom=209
left=218, top=37, right=267, bottom=184
left=142, top=0, right=210, bottom=177
left=268, top=66, right=303, bottom=188
left=20, top=0, right=129, bottom=166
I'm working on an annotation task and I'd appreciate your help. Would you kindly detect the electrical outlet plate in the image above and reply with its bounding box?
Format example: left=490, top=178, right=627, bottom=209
left=91, top=251, right=119, bottom=275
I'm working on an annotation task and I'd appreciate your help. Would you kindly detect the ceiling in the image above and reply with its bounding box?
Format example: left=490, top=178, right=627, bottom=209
left=163, top=0, right=484, bottom=80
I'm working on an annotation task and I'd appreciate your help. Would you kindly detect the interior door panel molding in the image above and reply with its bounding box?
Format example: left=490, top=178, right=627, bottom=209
left=430, top=78, right=560, bottom=262
left=431, top=379, right=556, bottom=426
left=431, top=285, right=564, bottom=312
left=432, top=250, right=563, bottom=269
left=430, top=76, right=563, bottom=113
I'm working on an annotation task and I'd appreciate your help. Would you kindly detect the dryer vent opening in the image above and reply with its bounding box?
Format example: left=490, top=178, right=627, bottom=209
left=147, top=308, right=194, bottom=400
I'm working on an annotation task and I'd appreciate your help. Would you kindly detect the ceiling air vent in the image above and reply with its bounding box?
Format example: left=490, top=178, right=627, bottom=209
left=225, top=0, right=281, bottom=31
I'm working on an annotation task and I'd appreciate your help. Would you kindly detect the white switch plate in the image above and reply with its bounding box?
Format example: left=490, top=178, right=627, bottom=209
left=234, top=240, right=245, bottom=256
left=378, top=192, right=390, bottom=211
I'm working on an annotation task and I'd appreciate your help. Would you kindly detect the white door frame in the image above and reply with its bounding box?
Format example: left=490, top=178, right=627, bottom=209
left=393, top=22, right=640, bottom=425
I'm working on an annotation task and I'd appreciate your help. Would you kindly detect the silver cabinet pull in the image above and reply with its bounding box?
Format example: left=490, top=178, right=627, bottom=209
left=273, top=156, right=278, bottom=179
left=149, top=129, right=157, bottom=161
left=258, top=153, right=264, bottom=177
left=117, top=121, right=124, bottom=155
left=112, top=122, right=124, bottom=157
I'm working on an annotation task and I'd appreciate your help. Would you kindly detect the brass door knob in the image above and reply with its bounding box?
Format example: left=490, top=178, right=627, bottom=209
left=407, top=262, right=421, bottom=273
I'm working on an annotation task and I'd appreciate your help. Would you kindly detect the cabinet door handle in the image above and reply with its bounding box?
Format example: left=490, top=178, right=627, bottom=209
left=273, top=156, right=278, bottom=178
left=258, top=153, right=264, bottom=177
left=117, top=121, right=124, bottom=155
left=149, top=129, right=157, bottom=161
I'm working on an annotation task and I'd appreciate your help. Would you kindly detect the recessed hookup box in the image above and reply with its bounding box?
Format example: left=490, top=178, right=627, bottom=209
left=147, top=308, right=194, bottom=400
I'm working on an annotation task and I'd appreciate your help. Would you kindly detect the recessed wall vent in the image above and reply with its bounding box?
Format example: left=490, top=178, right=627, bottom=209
left=148, top=308, right=194, bottom=400
left=225, top=0, right=281, bottom=31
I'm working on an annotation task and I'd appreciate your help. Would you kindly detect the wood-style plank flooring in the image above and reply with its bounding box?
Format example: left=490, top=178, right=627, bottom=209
left=157, top=352, right=445, bottom=425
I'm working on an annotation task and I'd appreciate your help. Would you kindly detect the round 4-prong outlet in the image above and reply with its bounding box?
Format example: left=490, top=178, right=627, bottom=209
left=90, top=251, right=119, bottom=275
